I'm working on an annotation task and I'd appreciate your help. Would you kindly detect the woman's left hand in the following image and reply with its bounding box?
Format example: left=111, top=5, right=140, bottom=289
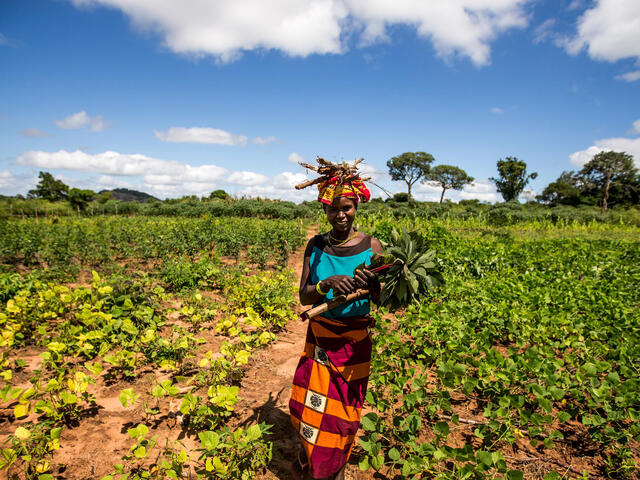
left=354, top=268, right=377, bottom=290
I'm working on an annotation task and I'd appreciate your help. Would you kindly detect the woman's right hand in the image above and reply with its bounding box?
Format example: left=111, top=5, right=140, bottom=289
left=321, top=275, right=361, bottom=296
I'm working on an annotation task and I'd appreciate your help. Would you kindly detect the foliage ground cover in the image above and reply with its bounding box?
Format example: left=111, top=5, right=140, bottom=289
left=0, top=217, right=303, bottom=479
left=356, top=217, right=640, bottom=479
left=0, top=214, right=638, bottom=479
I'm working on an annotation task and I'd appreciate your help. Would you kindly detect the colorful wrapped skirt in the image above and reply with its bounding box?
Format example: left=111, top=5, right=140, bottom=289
left=289, top=315, right=373, bottom=478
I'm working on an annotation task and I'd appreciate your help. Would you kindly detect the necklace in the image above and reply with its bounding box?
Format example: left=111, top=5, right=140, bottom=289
left=328, top=231, right=358, bottom=247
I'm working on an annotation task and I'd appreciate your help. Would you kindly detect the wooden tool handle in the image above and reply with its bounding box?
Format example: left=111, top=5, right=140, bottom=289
left=300, top=289, right=369, bottom=321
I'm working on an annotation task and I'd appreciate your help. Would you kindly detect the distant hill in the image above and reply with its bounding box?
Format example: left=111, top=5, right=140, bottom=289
left=100, top=188, right=158, bottom=202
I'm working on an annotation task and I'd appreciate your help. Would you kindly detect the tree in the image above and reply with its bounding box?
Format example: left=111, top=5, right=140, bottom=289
left=538, top=171, right=582, bottom=206
left=68, top=188, right=95, bottom=210
left=387, top=152, right=434, bottom=200
left=425, top=165, right=474, bottom=203
left=209, top=189, right=230, bottom=200
left=27, top=171, right=69, bottom=201
left=578, top=150, right=639, bottom=212
left=490, top=157, right=537, bottom=202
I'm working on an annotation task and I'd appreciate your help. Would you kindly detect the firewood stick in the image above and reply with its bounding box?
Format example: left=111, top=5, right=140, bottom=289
left=295, top=177, right=327, bottom=190
left=300, top=289, right=369, bottom=321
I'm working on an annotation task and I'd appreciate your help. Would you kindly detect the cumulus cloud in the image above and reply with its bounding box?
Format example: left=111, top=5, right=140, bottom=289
left=358, top=161, right=386, bottom=181
left=0, top=170, right=16, bottom=188
left=563, top=0, right=640, bottom=64
left=288, top=152, right=305, bottom=164
left=615, top=70, right=640, bottom=82
left=227, top=170, right=270, bottom=186
left=0, top=170, right=38, bottom=196
left=155, top=127, right=248, bottom=145
left=236, top=171, right=316, bottom=202
left=19, top=128, right=52, bottom=138
left=491, top=107, right=504, bottom=114
left=16, top=149, right=188, bottom=176
left=252, top=136, right=279, bottom=145
left=53, top=110, right=107, bottom=131
left=630, top=119, right=640, bottom=135
left=13, top=148, right=317, bottom=200
left=414, top=178, right=501, bottom=203
left=569, top=138, right=640, bottom=167
left=69, top=0, right=530, bottom=65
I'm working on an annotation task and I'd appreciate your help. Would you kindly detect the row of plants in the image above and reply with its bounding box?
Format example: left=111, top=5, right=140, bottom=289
left=356, top=220, right=639, bottom=478
left=3, top=196, right=640, bottom=226
left=0, top=263, right=298, bottom=479
left=0, top=216, right=306, bottom=272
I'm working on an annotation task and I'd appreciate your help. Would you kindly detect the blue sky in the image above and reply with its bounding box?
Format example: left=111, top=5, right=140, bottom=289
left=1, top=0, right=639, bottom=202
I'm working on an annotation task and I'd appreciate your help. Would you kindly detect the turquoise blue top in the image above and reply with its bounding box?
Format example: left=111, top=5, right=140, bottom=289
left=308, top=234, right=373, bottom=319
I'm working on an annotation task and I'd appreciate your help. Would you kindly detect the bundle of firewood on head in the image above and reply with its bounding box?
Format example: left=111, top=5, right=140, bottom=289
left=295, top=155, right=444, bottom=320
left=295, top=156, right=371, bottom=194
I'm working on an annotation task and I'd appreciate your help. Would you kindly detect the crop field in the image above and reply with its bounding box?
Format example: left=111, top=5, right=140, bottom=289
left=0, top=215, right=638, bottom=479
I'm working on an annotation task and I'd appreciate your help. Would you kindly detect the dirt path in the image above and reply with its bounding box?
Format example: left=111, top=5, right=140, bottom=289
left=234, top=226, right=367, bottom=480
left=232, top=229, right=311, bottom=479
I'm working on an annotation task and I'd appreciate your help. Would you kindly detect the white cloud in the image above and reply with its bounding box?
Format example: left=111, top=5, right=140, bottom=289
left=237, top=171, right=316, bottom=202
left=533, top=18, right=555, bottom=44
left=288, top=152, right=305, bottom=164
left=491, top=107, right=504, bottom=114
left=564, top=0, right=640, bottom=63
left=155, top=126, right=248, bottom=145
left=0, top=170, right=38, bottom=196
left=19, top=128, right=52, bottom=138
left=53, top=110, right=107, bottom=131
left=252, top=136, right=279, bottom=145
left=227, top=171, right=269, bottom=186
left=358, top=161, right=386, bottom=181
left=630, top=119, right=640, bottom=134
left=0, top=170, right=16, bottom=188
left=569, top=138, right=640, bottom=167
left=414, top=177, right=501, bottom=203
left=615, top=70, right=640, bottom=82
left=16, top=149, right=189, bottom=176
left=70, top=0, right=530, bottom=66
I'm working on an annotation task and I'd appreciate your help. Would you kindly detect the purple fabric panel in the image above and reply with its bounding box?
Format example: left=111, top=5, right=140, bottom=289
left=326, top=375, right=369, bottom=407
left=292, top=357, right=313, bottom=390
left=325, top=338, right=371, bottom=366
left=319, top=413, right=360, bottom=436
left=289, top=398, right=305, bottom=422
left=309, top=444, right=351, bottom=478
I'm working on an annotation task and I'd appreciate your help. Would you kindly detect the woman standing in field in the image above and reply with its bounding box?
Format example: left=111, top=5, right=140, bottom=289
left=290, top=167, right=383, bottom=480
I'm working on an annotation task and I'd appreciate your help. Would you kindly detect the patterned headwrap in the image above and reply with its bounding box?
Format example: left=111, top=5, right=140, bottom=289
left=317, top=176, right=371, bottom=205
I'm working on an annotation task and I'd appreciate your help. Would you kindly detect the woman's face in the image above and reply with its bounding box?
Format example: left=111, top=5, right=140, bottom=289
left=325, top=196, right=357, bottom=234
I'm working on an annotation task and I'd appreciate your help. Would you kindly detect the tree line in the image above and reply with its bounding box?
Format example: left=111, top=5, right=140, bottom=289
left=387, top=150, right=639, bottom=211
left=13, top=149, right=640, bottom=213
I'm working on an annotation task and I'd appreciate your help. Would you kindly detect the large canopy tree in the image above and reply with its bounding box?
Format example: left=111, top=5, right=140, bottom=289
left=578, top=150, right=639, bottom=212
left=27, top=171, right=69, bottom=201
left=490, top=157, right=537, bottom=202
left=387, top=151, right=434, bottom=199
left=538, top=171, right=582, bottom=206
left=425, top=165, right=474, bottom=203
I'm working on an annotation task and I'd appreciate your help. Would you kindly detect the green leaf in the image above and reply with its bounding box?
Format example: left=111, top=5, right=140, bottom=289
left=507, top=470, right=524, bottom=480
left=361, top=413, right=378, bottom=432
left=476, top=450, right=493, bottom=466
left=133, top=446, right=146, bottom=458
left=434, top=421, right=449, bottom=437
left=388, top=448, right=401, bottom=461
left=358, top=456, right=369, bottom=471
left=119, top=388, right=139, bottom=407
left=199, top=431, right=220, bottom=451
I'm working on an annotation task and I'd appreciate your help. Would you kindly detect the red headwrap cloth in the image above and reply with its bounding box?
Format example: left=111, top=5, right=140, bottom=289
left=317, top=176, right=371, bottom=205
